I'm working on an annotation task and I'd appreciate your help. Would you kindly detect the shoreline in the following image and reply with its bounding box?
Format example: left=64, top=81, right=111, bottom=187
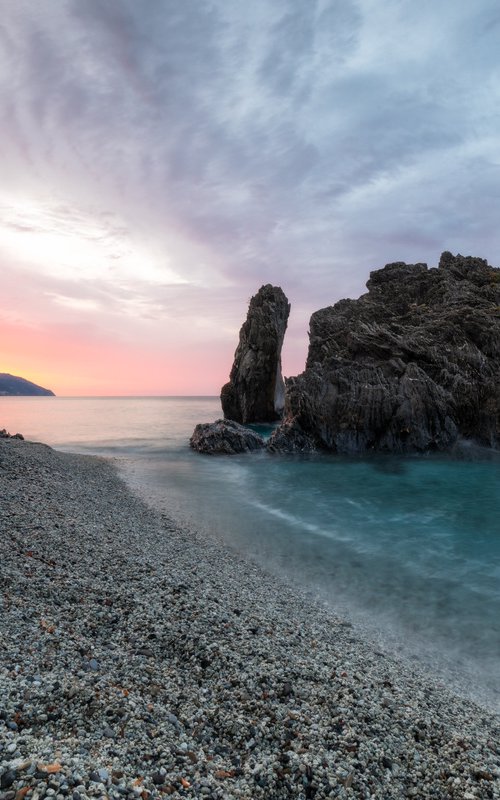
left=1, top=438, right=499, bottom=799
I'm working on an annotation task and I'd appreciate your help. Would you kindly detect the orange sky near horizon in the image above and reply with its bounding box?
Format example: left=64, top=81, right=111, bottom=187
left=0, top=318, right=233, bottom=396
left=2, top=3, right=499, bottom=396
left=1, top=306, right=310, bottom=396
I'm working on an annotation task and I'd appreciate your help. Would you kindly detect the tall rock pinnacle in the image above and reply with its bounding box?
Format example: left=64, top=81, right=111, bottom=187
left=221, top=284, right=290, bottom=423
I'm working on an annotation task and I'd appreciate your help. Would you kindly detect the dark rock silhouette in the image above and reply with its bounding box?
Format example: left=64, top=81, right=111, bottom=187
left=272, top=252, right=500, bottom=454
left=221, top=285, right=290, bottom=423
left=0, top=373, right=55, bottom=396
left=190, top=419, right=265, bottom=455
left=0, top=429, right=24, bottom=439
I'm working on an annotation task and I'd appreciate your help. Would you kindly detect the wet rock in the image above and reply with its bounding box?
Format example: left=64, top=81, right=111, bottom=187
left=221, top=285, right=290, bottom=423
left=189, top=419, right=265, bottom=455
left=266, top=417, right=318, bottom=453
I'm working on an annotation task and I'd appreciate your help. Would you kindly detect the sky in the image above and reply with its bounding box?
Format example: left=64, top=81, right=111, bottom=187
left=1, top=0, right=500, bottom=395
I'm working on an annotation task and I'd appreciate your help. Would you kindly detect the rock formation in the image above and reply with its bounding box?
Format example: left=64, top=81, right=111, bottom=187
left=190, top=419, right=265, bottom=455
left=221, top=285, right=290, bottom=423
left=266, top=418, right=317, bottom=453
left=271, top=252, right=500, bottom=454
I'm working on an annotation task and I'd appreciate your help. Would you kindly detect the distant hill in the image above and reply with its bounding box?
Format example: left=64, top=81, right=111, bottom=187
left=0, top=373, right=55, bottom=396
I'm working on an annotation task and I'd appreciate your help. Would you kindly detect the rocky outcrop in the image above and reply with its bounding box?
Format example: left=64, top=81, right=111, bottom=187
left=0, top=429, right=24, bottom=440
left=0, top=373, right=55, bottom=396
left=272, top=252, right=500, bottom=455
left=267, top=418, right=318, bottom=453
left=190, top=419, right=265, bottom=455
left=221, top=285, right=290, bottom=423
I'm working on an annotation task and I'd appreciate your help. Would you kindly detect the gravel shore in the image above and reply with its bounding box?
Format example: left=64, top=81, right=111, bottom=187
left=1, top=437, right=499, bottom=800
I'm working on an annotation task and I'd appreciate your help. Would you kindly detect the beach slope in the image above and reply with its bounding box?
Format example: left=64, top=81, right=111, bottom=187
left=1, top=438, right=499, bottom=799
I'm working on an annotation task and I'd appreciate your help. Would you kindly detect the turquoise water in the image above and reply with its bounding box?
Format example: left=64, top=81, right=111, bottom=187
left=2, top=396, right=499, bottom=709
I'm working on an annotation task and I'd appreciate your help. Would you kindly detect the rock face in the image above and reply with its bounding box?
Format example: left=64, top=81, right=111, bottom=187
left=267, top=418, right=318, bottom=453
left=0, top=373, right=55, bottom=396
left=221, top=285, right=290, bottom=423
left=190, top=419, right=265, bottom=455
left=273, top=252, right=500, bottom=455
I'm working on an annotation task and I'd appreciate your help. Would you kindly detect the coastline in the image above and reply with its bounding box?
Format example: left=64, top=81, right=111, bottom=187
left=1, top=438, right=499, bottom=799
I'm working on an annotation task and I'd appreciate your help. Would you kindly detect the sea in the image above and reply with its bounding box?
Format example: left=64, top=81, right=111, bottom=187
left=2, top=396, right=500, bottom=713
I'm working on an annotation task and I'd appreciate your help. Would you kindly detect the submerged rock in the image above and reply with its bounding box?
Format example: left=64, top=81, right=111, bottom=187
left=189, top=419, right=265, bottom=455
left=221, top=285, right=290, bottom=423
left=274, top=252, right=500, bottom=455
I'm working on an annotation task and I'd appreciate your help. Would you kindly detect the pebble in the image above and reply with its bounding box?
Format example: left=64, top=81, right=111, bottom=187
left=0, top=772, right=16, bottom=790
left=1, top=438, right=499, bottom=800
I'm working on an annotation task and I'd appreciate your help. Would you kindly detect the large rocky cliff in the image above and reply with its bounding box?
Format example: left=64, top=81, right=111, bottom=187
left=221, top=284, right=290, bottom=423
left=270, top=252, right=500, bottom=454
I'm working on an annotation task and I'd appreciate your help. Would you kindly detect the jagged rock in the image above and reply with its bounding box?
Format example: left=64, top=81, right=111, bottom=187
left=221, top=285, right=290, bottom=423
left=190, top=419, right=265, bottom=455
left=267, top=418, right=318, bottom=453
left=274, top=252, right=500, bottom=455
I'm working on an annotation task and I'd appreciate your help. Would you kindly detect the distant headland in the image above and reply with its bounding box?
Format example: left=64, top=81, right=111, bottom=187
left=0, top=373, right=55, bottom=396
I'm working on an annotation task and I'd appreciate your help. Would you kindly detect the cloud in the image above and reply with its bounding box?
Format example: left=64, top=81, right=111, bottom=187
left=0, top=197, right=190, bottom=288
left=1, top=0, right=500, bottom=392
left=47, top=293, right=101, bottom=312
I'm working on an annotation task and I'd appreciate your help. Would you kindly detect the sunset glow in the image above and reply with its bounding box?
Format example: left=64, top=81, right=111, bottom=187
left=1, top=1, right=499, bottom=395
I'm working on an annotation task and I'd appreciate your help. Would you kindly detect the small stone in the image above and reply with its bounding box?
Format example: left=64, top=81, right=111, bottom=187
left=15, top=762, right=32, bottom=773
left=279, top=682, right=293, bottom=698
left=1, top=772, right=16, bottom=790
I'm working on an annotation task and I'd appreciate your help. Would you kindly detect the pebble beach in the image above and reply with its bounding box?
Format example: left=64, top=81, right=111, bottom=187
left=1, top=436, right=499, bottom=800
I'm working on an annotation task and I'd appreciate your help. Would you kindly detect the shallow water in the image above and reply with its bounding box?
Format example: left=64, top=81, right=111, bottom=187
left=2, top=396, right=500, bottom=710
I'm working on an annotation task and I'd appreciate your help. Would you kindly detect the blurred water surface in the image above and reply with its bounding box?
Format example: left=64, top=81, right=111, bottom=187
left=2, top=396, right=499, bottom=710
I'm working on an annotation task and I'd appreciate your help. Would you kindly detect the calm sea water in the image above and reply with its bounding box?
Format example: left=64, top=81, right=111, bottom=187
left=2, top=396, right=500, bottom=711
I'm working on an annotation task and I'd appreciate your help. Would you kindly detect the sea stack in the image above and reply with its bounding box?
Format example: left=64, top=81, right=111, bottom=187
left=269, top=252, right=500, bottom=454
left=221, top=284, right=290, bottom=423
